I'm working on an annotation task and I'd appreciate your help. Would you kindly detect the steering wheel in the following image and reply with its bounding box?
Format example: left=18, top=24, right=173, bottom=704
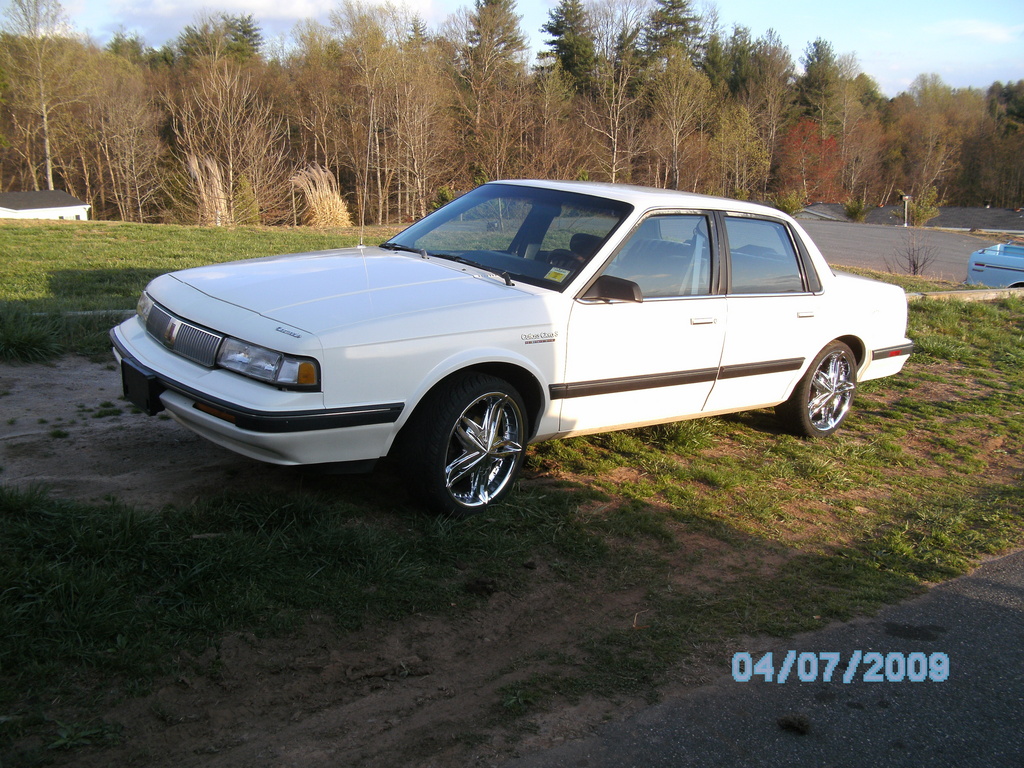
left=547, top=249, right=586, bottom=269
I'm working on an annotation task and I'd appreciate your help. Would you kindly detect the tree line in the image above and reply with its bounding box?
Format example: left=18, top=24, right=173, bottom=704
left=1, top=0, right=1022, bottom=227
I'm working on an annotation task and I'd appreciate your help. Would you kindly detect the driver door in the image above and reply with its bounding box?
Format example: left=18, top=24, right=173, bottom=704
left=556, top=213, right=726, bottom=435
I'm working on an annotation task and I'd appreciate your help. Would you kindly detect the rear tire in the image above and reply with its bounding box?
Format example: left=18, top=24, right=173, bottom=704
left=775, top=341, right=856, bottom=438
left=398, top=372, right=527, bottom=516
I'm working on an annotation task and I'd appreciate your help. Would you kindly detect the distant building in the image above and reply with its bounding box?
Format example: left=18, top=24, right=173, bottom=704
left=0, top=190, right=91, bottom=221
left=796, top=203, right=1024, bottom=234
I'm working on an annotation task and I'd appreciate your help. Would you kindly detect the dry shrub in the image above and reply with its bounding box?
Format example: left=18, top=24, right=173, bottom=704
left=185, top=153, right=231, bottom=226
left=291, top=165, right=352, bottom=228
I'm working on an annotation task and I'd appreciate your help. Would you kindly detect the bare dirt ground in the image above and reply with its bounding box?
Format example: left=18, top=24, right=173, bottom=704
left=0, top=356, right=721, bottom=768
left=3, top=354, right=1020, bottom=768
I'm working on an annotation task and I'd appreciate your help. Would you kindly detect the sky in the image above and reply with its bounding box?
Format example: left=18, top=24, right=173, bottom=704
left=56, top=0, right=1024, bottom=97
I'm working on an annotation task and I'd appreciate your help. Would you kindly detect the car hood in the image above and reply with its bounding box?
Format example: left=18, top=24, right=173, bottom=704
left=168, top=246, right=536, bottom=335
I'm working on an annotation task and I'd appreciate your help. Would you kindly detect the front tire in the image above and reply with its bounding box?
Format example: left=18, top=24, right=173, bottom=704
left=400, top=372, right=527, bottom=515
left=776, top=341, right=857, bottom=438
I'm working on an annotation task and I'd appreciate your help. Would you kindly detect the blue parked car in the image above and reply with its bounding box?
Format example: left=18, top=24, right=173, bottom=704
left=966, top=242, right=1024, bottom=288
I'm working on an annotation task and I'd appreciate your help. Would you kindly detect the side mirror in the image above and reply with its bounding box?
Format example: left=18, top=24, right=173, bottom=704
left=583, top=274, right=643, bottom=303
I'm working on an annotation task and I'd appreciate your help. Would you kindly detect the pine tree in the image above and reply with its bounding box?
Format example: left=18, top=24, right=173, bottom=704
left=642, top=0, right=701, bottom=64
left=541, top=0, right=595, bottom=94
left=466, top=0, right=526, bottom=69
left=798, top=38, right=840, bottom=132
left=177, top=13, right=263, bottom=65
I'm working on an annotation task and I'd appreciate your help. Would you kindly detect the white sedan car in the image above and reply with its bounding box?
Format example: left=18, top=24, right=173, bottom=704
left=112, top=181, right=913, bottom=514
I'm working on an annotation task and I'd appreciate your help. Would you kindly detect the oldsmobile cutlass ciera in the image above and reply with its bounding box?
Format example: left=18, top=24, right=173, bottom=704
left=111, top=180, right=913, bottom=514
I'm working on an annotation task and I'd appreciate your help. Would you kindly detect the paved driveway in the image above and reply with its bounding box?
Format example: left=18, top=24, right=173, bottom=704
left=503, top=548, right=1024, bottom=768
left=799, top=221, right=997, bottom=283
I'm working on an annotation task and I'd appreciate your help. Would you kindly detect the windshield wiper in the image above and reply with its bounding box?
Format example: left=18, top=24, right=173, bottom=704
left=380, top=241, right=428, bottom=259
left=430, top=253, right=514, bottom=286
left=382, top=243, right=515, bottom=286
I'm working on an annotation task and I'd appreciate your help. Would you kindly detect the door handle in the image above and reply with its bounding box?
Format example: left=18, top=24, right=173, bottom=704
left=797, top=311, right=815, bottom=318
left=690, top=317, right=717, bottom=325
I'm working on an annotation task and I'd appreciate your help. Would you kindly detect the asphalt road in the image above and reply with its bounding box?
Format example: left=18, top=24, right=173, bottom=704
left=503, top=548, right=1024, bottom=768
left=799, top=221, right=998, bottom=283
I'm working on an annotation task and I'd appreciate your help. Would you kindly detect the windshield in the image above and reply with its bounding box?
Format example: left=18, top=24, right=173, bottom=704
left=386, top=184, right=633, bottom=290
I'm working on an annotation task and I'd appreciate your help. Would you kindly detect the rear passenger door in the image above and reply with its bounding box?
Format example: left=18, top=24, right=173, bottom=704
left=702, top=214, right=825, bottom=414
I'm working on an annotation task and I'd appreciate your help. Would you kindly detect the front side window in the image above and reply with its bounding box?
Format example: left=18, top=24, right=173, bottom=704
left=725, top=217, right=806, bottom=294
left=388, top=184, right=632, bottom=290
left=603, top=214, right=713, bottom=298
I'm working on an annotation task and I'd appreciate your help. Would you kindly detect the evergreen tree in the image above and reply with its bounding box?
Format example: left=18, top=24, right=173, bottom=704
left=224, top=14, right=262, bottom=61
left=466, top=0, right=526, bottom=69
left=989, top=80, right=1024, bottom=132
left=641, top=0, right=701, bottom=63
left=797, top=38, right=840, bottom=132
left=105, top=29, right=147, bottom=64
left=408, top=15, right=429, bottom=45
left=698, top=31, right=728, bottom=90
left=724, top=25, right=755, bottom=98
left=540, top=0, right=595, bottom=94
left=177, top=13, right=263, bottom=65
left=456, top=0, right=528, bottom=179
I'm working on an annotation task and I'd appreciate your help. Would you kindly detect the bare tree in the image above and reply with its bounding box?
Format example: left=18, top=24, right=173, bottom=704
left=886, top=228, right=938, bottom=276
left=331, top=2, right=405, bottom=225
left=393, top=32, right=457, bottom=219
left=171, top=60, right=289, bottom=224
left=526, top=63, right=590, bottom=179
left=1, top=0, right=91, bottom=190
left=713, top=103, right=769, bottom=198
left=891, top=75, right=986, bottom=197
left=288, top=21, right=349, bottom=172
left=743, top=29, right=794, bottom=193
left=96, top=70, right=164, bottom=221
left=585, top=0, right=649, bottom=182
left=647, top=49, right=711, bottom=189
left=448, top=0, right=530, bottom=182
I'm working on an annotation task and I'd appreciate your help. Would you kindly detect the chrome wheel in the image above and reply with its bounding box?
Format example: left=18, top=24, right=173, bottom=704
left=776, top=341, right=857, bottom=438
left=398, top=372, right=528, bottom=515
left=444, top=391, right=524, bottom=509
left=807, top=349, right=856, bottom=432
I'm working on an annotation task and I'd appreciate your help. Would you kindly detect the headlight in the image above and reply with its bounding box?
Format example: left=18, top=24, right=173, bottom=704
left=217, top=337, right=320, bottom=388
left=137, top=291, right=155, bottom=323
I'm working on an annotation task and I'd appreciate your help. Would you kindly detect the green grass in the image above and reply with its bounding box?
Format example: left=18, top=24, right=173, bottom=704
left=833, top=265, right=968, bottom=293
left=0, top=485, right=609, bottom=710
left=2, top=226, right=1024, bottom=756
left=0, top=219, right=399, bottom=312
left=0, top=219, right=401, bottom=361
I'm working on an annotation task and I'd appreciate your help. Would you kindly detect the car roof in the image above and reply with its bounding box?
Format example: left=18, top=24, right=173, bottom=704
left=493, top=179, right=784, bottom=218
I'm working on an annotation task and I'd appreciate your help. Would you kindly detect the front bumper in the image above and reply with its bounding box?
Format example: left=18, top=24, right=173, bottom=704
left=112, top=327, right=404, bottom=466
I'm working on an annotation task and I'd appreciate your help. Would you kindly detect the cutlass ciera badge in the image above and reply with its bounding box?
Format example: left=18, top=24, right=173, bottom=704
left=522, top=331, right=558, bottom=345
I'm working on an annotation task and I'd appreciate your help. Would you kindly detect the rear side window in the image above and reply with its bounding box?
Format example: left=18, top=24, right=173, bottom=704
left=725, top=217, right=805, bottom=294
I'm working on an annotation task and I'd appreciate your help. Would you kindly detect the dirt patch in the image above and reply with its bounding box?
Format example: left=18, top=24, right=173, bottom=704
left=1, top=356, right=715, bottom=768
left=2, top=355, right=1021, bottom=768
left=1, top=357, right=274, bottom=509
left=54, top=585, right=639, bottom=768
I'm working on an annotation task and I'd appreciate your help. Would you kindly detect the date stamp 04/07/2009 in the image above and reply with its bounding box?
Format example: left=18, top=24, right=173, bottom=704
left=732, top=651, right=950, bottom=684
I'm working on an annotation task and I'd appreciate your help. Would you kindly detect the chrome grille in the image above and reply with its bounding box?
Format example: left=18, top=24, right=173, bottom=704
left=146, top=303, right=223, bottom=368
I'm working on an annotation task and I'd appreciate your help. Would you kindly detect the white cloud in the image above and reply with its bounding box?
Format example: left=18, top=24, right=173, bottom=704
left=925, top=19, right=1024, bottom=45
left=89, top=0, right=446, bottom=46
left=109, top=0, right=335, bottom=23
left=103, top=0, right=441, bottom=28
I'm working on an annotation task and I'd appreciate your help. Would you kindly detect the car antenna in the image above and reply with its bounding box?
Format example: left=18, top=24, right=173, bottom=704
left=359, top=119, right=371, bottom=248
